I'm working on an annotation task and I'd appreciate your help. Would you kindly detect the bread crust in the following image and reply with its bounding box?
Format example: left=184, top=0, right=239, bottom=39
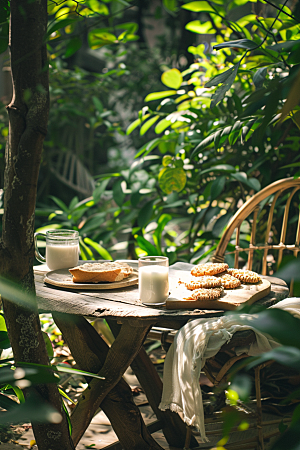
left=69, top=262, right=133, bottom=283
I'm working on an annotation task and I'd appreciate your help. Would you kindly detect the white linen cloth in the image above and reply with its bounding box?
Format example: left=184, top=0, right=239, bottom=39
left=159, top=297, right=300, bottom=442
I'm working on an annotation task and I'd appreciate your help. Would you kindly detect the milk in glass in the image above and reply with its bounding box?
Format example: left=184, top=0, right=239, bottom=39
left=139, top=265, right=169, bottom=303
left=46, top=244, right=79, bottom=271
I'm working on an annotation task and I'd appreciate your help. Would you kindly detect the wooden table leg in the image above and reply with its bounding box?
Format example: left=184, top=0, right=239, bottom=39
left=53, top=313, right=163, bottom=450
left=108, top=320, right=198, bottom=449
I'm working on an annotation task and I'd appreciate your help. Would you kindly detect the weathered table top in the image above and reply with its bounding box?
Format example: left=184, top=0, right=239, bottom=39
left=35, top=262, right=289, bottom=325
left=34, top=262, right=290, bottom=450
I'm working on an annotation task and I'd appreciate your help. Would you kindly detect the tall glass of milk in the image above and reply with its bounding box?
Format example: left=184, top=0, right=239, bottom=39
left=34, top=230, right=79, bottom=271
left=138, top=256, right=169, bottom=304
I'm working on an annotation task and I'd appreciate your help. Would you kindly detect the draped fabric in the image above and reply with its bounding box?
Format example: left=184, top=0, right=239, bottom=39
left=159, top=298, right=300, bottom=442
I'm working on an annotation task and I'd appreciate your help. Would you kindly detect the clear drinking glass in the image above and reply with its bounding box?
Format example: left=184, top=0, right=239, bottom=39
left=138, top=256, right=169, bottom=304
left=34, top=229, right=79, bottom=271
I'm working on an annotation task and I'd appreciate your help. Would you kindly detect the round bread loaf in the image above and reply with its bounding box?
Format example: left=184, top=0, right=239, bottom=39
left=191, top=262, right=228, bottom=277
left=185, top=276, right=222, bottom=290
left=69, top=262, right=133, bottom=283
left=227, top=269, right=261, bottom=283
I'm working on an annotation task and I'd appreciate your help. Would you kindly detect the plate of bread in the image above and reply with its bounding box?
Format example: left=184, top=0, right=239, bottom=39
left=44, top=261, right=138, bottom=290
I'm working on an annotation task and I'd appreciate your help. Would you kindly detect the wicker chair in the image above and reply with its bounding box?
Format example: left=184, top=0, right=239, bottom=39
left=147, top=178, right=300, bottom=449
left=212, top=177, right=300, bottom=280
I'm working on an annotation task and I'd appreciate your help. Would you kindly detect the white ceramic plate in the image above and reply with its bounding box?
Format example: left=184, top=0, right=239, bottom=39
left=44, top=266, right=138, bottom=290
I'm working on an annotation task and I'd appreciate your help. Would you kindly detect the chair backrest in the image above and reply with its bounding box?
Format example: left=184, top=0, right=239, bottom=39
left=212, top=178, right=300, bottom=276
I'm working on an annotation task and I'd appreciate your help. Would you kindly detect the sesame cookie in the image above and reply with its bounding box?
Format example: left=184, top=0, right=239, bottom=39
left=187, top=287, right=224, bottom=301
left=227, top=269, right=261, bottom=284
left=218, top=273, right=241, bottom=289
left=185, top=276, right=222, bottom=290
left=191, top=263, right=229, bottom=277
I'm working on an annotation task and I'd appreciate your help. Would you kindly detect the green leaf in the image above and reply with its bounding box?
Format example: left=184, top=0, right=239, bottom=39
left=212, top=212, right=233, bottom=238
left=253, top=67, right=267, bottom=89
left=242, top=309, right=300, bottom=349
left=190, top=133, right=215, bottom=158
left=135, top=138, right=161, bottom=158
left=205, top=66, right=236, bottom=88
left=92, top=96, right=104, bottom=114
left=247, top=346, right=300, bottom=371
left=210, top=176, right=226, bottom=200
left=0, top=365, right=58, bottom=386
left=247, top=177, right=261, bottom=191
left=126, top=117, right=142, bottom=135
left=185, top=20, right=215, bottom=34
left=0, top=0, right=9, bottom=24
left=18, top=361, right=104, bottom=380
left=182, top=1, right=216, bottom=13
left=88, top=30, right=117, bottom=49
left=138, top=200, right=155, bottom=228
left=230, top=373, right=252, bottom=402
left=158, top=167, right=186, bottom=194
left=153, top=214, right=172, bottom=249
left=161, top=68, right=183, bottom=89
left=281, top=70, right=300, bottom=123
left=255, top=89, right=280, bottom=141
left=83, top=237, right=112, bottom=260
left=42, top=331, right=54, bottom=359
left=10, top=386, right=25, bottom=404
left=93, top=178, right=110, bottom=203
left=266, top=39, right=300, bottom=53
left=241, top=118, right=257, bottom=143
left=65, top=37, right=82, bottom=58
left=0, top=330, right=10, bottom=349
left=145, top=91, right=177, bottom=102
left=0, top=393, right=18, bottom=411
left=0, top=314, right=7, bottom=332
left=199, top=164, right=236, bottom=175
left=46, top=18, right=79, bottom=40
left=162, top=155, right=173, bottom=166
left=112, top=178, right=125, bottom=207
left=163, top=0, right=178, bottom=12
left=0, top=391, right=61, bottom=425
left=49, top=195, right=68, bottom=212
left=135, top=235, right=158, bottom=255
left=211, top=61, right=241, bottom=108
left=214, top=129, right=223, bottom=150
left=231, top=172, right=261, bottom=191
left=214, top=39, right=258, bottom=51
left=228, top=120, right=243, bottom=145
left=220, top=125, right=233, bottom=146
left=155, top=118, right=172, bottom=134
left=140, top=116, right=160, bottom=135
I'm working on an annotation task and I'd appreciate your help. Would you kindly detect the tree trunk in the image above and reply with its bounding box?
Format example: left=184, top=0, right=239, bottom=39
left=1, top=2, right=74, bottom=449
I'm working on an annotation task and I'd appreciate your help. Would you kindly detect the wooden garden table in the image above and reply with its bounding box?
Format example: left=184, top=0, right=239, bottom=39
left=34, top=263, right=289, bottom=450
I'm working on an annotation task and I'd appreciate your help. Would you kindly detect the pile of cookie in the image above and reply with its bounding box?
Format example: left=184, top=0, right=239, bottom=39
left=183, top=263, right=261, bottom=301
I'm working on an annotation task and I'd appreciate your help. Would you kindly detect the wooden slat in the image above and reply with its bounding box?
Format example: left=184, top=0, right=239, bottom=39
left=262, top=191, right=282, bottom=275
left=248, top=206, right=259, bottom=270
left=234, top=225, right=241, bottom=268
left=213, top=178, right=300, bottom=266
left=278, top=186, right=300, bottom=267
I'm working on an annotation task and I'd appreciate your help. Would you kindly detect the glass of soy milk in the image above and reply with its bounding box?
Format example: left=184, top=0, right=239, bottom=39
left=138, top=256, right=169, bottom=304
left=34, top=230, right=79, bottom=271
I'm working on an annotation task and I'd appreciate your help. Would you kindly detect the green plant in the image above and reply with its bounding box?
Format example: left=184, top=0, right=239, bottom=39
left=0, top=279, right=104, bottom=428
left=120, top=0, right=300, bottom=261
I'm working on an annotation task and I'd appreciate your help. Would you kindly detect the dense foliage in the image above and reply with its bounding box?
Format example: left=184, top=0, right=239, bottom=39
left=32, top=0, right=300, bottom=269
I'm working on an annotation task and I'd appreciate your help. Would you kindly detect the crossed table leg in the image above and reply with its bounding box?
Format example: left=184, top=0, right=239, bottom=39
left=52, top=313, right=197, bottom=450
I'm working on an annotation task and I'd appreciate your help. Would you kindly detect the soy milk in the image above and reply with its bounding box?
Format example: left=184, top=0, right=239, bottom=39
left=46, top=244, right=79, bottom=270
